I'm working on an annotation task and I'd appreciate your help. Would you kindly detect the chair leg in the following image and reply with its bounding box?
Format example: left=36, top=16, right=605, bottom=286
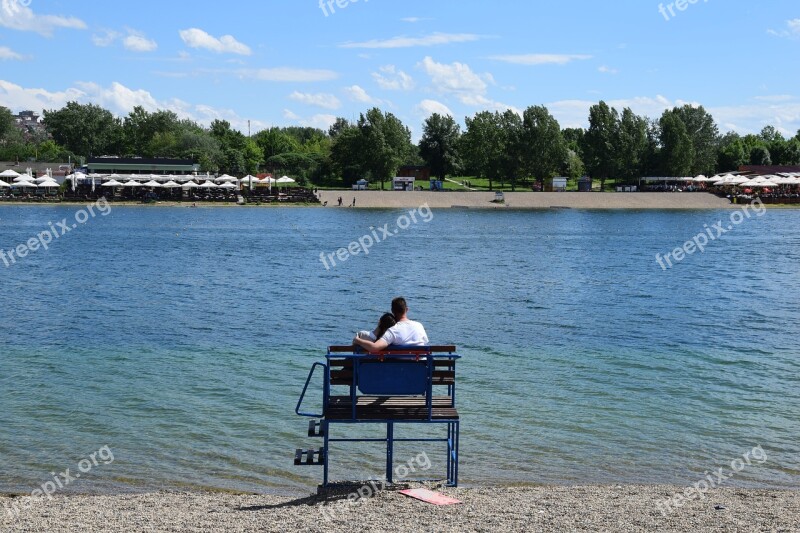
left=386, top=422, right=394, bottom=484
left=323, top=421, right=330, bottom=487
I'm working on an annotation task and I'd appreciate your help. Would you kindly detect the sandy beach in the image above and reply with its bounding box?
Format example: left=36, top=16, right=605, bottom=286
left=320, top=191, right=737, bottom=209
left=0, top=192, right=769, bottom=210
left=2, top=484, right=798, bottom=532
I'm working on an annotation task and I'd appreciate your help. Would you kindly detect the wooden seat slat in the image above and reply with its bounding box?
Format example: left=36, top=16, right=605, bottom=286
left=327, top=345, right=457, bottom=353
left=326, top=407, right=458, bottom=421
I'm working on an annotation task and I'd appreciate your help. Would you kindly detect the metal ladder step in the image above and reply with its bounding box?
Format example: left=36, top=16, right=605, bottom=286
left=308, top=420, right=325, bottom=437
left=294, top=448, right=325, bottom=466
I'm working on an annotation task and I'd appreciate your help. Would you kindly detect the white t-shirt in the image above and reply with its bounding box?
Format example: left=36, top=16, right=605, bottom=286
left=380, top=319, right=429, bottom=346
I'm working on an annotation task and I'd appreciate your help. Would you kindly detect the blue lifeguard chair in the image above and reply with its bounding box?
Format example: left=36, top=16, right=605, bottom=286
left=295, top=345, right=461, bottom=487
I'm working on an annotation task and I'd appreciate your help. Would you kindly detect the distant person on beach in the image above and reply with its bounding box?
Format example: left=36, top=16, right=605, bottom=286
left=352, top=197, right=356, bottom=207
left=356, top=312, right=397, bottom=342
left=338, top=196, right=342, bottom=206
left=353, top=297, right=428, bottom=350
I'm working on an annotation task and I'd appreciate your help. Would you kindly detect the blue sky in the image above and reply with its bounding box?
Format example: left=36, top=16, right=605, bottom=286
left=1, top=0, right=799, bottom=140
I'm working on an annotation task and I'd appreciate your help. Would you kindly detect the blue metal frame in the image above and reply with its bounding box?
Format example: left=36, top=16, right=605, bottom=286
left=295, top=346, right=461, bottom=487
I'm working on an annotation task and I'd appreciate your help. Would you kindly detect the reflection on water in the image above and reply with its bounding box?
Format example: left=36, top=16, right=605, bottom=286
left=0, top=206, right=798, bottom=493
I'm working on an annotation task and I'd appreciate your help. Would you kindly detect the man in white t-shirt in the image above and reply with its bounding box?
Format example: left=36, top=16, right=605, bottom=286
left=353, top=297, right=429, bottom=351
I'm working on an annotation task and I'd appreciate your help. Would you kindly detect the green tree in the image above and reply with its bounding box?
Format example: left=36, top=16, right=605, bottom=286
left=462, top=110, right=505, bottom=190
left=357, top=108, right=413, bottom=189
left=671, top=105, right=719, bottom=175
left=329, top=120, right=365, bottom=184
left=419, top=113, right=462, bottom=181
left=0, top=106, right=16, bottom=143
left=717, top=132, right=747, bottom=172
left=659, top=111, right=694, bottom=176
left=496, top=110, right=524, bottom=189
left=582, top=101, right=620, bottom=190
left=616, top=108, right=649, bottom=183
left=750, top=146, right=772, bottom=166
left=122, top=106, right=181, bottom=156
left=521, top=105, right=565, bottom=189
left=43, top=102, right=123, bottom=156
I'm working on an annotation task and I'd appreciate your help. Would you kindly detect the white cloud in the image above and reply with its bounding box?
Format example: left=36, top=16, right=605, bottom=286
left=460, top=94, right=522, bottom=115
left=372, top=65, right=415, bottom=91
left=0, top=79, right=267, bottom=133
left=179, top=28, right=251, bottom=55
left=598, top=65, right=618, bottom=74
left=489, top=54, right=592, bottom=66
left=0, top=45, right=23, bottom=60
left=340, top=32, right=482, bottom=49
left=754, top=95, right=794, bottom=102
left=92, top=28, right=157, bottom=52
left=416, top=99, right=454, bottom=118
left=0, top=1, right=86, bottom=36
left=283, top=109, right=336, bottom=130
left=92, top=29, right=120, bottom=47
left=768, top=18, right=800, bottom=39
left=123, top=31, right=157, bottom=52
left=343, top=85, right=383, bottom=105
left=418, top=56, right=518, bottom=114
left=305, top=114, right=338, bottom=130
left=238, top=67, right=338, bottom=82
left=418, top=56, right=489, bottom=97
left=289, top=91, right=341, bottom=110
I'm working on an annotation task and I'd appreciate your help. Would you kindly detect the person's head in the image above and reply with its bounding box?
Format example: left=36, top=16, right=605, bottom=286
left=375, top=313, right=397, bottom=340
left=391, top=297, right=408, bottom=320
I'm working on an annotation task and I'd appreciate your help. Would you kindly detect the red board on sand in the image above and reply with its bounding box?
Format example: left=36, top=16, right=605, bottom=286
left=399, top=488, right=462, bottom=505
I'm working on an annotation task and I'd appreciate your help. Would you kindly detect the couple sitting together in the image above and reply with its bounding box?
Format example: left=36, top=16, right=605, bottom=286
left=353, top=297, right=428, bottom=351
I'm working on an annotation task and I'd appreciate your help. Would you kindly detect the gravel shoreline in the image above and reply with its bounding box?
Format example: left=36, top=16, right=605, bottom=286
left=318, top=191, right=737, bottom=209
left=2, top=484, right=798, bottom=532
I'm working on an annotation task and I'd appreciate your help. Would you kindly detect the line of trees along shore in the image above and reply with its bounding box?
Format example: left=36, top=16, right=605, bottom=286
left=2, top=101, right=799, bottom=189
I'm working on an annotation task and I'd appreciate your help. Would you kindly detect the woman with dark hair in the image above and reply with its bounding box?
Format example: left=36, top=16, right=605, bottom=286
left=356, top=313, right=397, bottom=342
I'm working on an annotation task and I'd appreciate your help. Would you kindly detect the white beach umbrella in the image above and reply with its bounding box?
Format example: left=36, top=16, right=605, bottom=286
left=101, top=179, right=124, bottom=187
left=219, top=182, right=238, bottom=189
left=123, top=180, right=143, bottom=187
left=143, top=180, right=163, bottom=188
left=278, top=176, right=295, bottom=183
left=199, top=181, right=218, bottom=189
left=38, top=179, right=60, bottom=188
left=0, top=179, right=10, bottom=187
left=161, top=180, right=182, bottom=188
left=752, top=180, right=779, bottom=187
left=216, top=174, right=237, bottom=183
left=0, top=169, right=21, bottom=178
left=692, top=174, right=707, bottom=182
left=11, top=180, right=37, bottom=188
left=181, top=182, right=200, bottom=189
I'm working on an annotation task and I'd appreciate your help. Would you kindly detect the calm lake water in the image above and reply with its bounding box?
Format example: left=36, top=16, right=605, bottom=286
left=1, top=204, right=798, bottom=494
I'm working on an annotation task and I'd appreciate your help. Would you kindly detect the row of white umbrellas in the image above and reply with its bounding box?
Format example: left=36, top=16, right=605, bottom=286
left=65, top=171, right=296, bottom=185
left=692, top=173, right=800, bottom=187
left=99, top=179, right=239, bottom=190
